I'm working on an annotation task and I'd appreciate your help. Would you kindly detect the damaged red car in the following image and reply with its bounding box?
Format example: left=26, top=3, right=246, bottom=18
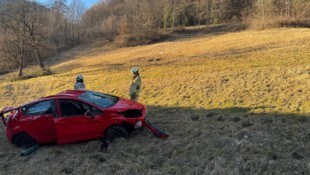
left=1, top=90, right=168, bottom=148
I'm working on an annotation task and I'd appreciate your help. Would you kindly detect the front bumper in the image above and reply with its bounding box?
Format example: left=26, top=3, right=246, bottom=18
left=143, top=119, right=169, bottom=138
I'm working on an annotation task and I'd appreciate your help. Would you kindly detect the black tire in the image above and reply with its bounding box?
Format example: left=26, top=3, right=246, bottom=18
left=105, top=126, right=129, bottom=142
left=14, top=133, right=37, bottom=149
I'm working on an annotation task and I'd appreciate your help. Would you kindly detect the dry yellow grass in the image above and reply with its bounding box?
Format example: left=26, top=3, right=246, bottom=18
left=0, top=28, right=309, bottom=114
left=0, top=28, right=310, bottom=175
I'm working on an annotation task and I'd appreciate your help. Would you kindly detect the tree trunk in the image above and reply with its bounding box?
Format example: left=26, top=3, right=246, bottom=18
left=261, top=0, right=265, bottom=22
left=18, top=56, right=23, bottom=77
left=18, top=65, right=23, bottom=77
left=171, top=0, right=176, bottom=31
left=163, top=5, right=169, bottom=31
left=35, top=49, right=45, bottom=69
left=205, top=0, right=211, bottom=26
left=172, top=11, right=175, bottom=31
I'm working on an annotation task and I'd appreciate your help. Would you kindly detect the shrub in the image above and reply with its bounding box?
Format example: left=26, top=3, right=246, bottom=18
left=115, top=33, right=167, bottom=47
left=249, top=17, right=310, bottom=30
left=8, top=67, right=54, bottom=82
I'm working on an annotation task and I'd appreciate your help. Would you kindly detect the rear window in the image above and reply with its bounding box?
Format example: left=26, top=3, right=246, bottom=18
left=79, top=91, right=119, bottom=108
left=23, top=100, right=54, bottom=116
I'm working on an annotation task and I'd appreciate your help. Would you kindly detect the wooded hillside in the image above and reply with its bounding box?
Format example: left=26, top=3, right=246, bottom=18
left=0, top=0, right=309, bottom=76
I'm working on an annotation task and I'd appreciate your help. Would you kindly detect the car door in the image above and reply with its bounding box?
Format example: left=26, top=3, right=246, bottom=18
left=54, top=99, right=103, bottom=145
left=21, top=100, right=57, bottom=144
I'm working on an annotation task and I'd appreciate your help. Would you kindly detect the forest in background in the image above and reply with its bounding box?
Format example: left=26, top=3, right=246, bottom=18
left=0, top=0, right=309, bottom=77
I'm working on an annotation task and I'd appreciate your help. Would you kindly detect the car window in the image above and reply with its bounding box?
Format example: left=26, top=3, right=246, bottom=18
left=59, top=100, right=102, bottom=117
left=24, top=100, right=54, bottom=116
left=79, top=91, right=119, bottom=108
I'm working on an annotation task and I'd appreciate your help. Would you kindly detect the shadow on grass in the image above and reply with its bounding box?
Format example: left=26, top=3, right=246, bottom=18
left=144, top=105, right=309, bottom=174
left=0, top=105, right=309, bottom=175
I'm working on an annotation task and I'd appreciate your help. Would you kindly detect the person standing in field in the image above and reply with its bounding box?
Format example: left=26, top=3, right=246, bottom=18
left=74, top=74, right=86, bottom=90
left=129, top=67, right=141, bottom=101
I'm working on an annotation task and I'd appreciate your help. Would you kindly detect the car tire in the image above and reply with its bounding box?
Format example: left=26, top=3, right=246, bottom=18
left=14, top=133, right=37, bottom=149
left=105, top=125, right=129, bottom=142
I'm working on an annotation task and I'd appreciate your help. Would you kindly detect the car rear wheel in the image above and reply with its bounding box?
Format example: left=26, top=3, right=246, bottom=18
left=14, top=133, right=37, bottom=149
left=105, top=126, right=129, bottom=142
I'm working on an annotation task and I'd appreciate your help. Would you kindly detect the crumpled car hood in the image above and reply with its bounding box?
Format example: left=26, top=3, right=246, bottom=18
left=110, top=98, right=144, bottom=111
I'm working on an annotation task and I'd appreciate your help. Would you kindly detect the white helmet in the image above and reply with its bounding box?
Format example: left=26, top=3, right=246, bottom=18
left=131, top=67, right=138, bottom=74
left=76, top=74, right=84, bottom=81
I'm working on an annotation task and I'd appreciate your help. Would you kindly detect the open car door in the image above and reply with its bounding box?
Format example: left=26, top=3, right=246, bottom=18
left=54, top=99, right=102, bottom=144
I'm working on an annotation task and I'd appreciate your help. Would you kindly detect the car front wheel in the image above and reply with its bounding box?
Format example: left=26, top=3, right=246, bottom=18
left=105, top=126, right=129, bottom=142
left=14, top=133, right=37, bottom=149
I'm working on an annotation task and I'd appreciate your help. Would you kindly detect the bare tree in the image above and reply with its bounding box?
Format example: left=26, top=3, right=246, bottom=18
left=0, top=0, right=32, bottom=76
left=0, top=0, right=55, bottom=76
left=67, top=0, right=86, bottom=41
left=49, top=0, right=68, bottom=47
left=24, top=2, right=51, bottom=69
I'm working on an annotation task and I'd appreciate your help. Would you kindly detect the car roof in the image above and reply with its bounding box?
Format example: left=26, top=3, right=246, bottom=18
left=40, top=90, right=84, bottom=99
left=55, top=90, right=86, bottom=97
left=22, top=90, right=86, bottom=107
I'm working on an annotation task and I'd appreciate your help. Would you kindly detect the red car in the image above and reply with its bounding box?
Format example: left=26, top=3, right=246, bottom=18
left=1, top=90, right=168, bottom=148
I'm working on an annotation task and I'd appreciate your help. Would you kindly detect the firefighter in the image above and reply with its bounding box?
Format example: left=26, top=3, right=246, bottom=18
left=74, top=74, right=86, bottom=90
left=129, top=67, right=141, bottom=101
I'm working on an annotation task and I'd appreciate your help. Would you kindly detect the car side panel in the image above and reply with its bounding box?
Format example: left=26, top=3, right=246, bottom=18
left=28, top=114, right=56, bottom=144
left=11, top=115, right=32, bottom=135
left=95, top=112, right=123, bottom=135
left=54, top=115, right=101, bottom=144
left=13, top=100, right=58, bottom=144
left=95, top=110, right=145, bottom=135
left=54, top=98, right=104, bottom=144
left=10, top=114, right=57, bottom=144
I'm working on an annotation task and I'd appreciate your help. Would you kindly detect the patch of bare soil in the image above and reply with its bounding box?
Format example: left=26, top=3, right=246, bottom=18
left=0, top=106, right=309, bottom=175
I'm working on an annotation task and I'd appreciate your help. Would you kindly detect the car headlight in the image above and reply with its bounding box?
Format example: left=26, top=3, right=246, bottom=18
left=135, top=121, right=142, bottom=129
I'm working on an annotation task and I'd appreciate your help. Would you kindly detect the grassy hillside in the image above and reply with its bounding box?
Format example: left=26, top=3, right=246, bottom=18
left=0, top=28, right=310, bottom=175
left=0, top=28, right=309, bottom=114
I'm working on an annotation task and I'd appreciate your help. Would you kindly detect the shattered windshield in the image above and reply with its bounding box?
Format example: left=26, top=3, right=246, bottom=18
left=79, top=91, right=119, bottom=108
